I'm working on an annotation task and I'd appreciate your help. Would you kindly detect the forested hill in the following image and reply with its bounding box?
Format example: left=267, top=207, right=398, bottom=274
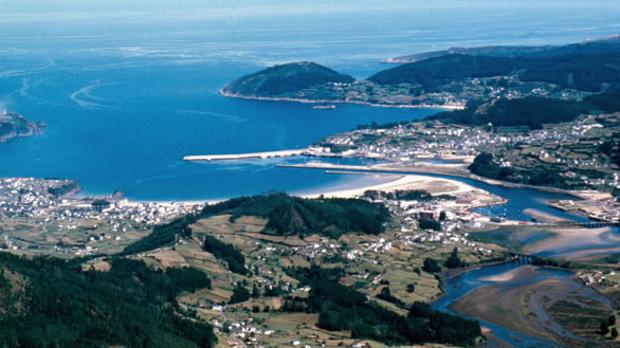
left=0, top=253, right=216, bottom=347
left=221, top=61, right=354, bottom=97
left=223, top=37, right=620, bottom=104
left=429, top=91, right=620, bottom=130
left=124, top=193, right=391, bottom=255
left=370, top=54, right=516, bottom=87
left=370, top=51, right=620, bottom=92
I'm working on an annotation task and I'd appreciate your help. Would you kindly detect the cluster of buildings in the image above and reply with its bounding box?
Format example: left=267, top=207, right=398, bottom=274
left=373, top=195, right=494, bottom=254
left=0, top=177, right=204, bottom=254
left=577, top=269, right=617, bottom=287
left=0, top=178, right=203, bottom=225
left=319, top=113, right=620, bottom=192
left=214, top=318, right=276, bottom=348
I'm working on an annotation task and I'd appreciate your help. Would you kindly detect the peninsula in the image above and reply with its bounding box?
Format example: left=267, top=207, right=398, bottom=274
left=222, top=36, right=620, bottom=108
left=0, top=111, right=44, bottom=143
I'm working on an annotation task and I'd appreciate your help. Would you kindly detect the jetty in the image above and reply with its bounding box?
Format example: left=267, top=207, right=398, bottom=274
left=183, top=149, right=308, bottom=162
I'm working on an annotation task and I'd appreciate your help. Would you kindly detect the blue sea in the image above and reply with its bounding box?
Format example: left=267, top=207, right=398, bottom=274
left=1, top=3, right=620, bottom=200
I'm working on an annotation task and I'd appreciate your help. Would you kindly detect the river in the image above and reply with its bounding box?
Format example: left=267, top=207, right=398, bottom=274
left=415, top=173, right=618, bottom=347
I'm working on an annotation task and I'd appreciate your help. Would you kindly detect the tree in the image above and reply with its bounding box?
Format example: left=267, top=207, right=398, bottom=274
left=439, top=211, right=447, bottom=221
left=377, top=286, right=404, bottom=306
left=601, top=320, right=610, bottom=335
left=251, top=283, right=261, bottom=298
left=406, top=284, right=415, bottom=293
left=423, top=258, right=441, bottom=274
left=379, top=286, right=392, bottom=299
left=609, top=314, right=617, bottom=326
left=229, top=284, right=251, bottom=304
left=445, top=247, right=466, bottom=269
left=419, top=219, right=441, bottom=231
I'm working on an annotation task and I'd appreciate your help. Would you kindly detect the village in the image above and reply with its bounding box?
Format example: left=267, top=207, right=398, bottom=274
left=319, top=113, right=619, bottom=187
left=0, top=177, right=204, bottom=255
left=166, top=180, right=507, bottom=347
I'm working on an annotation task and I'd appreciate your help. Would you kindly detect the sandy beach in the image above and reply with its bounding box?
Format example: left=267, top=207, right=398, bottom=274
left=302, top=172, right=485, bottom=199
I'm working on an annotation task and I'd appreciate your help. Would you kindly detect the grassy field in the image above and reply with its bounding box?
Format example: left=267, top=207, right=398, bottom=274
left=127, top=212, right=505, bottom=346
left=0, top=217, right=150, bottom=257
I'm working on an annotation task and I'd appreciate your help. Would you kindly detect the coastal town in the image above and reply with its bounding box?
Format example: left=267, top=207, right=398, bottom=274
left=0, top=177, right=204, bottom=255
left=2, top=6, right=620, bottom=345
left=319, top=113, right=620, bottom=189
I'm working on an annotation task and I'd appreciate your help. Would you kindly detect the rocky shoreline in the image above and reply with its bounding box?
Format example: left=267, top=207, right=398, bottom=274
left=219, top=89, right=464, bottom=110
left=0, top=111, right=44, bottom=143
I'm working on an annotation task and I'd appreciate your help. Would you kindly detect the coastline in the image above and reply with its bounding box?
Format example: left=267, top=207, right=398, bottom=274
left=301, top=171, right=483, bottom=199
left=276, top=161, right=588, bottom=199
left=219, top=89, right=465, bottom=110
left=66, top=167, right=492, bottom=207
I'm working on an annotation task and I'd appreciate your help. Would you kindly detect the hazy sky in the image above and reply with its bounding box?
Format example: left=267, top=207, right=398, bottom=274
left=2, top=0, right=619, bottom=22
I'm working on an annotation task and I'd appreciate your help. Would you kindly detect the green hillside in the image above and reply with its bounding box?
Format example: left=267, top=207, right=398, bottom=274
left=124, top=193, right=391, bottom=254
left=0, top=254, right=215, bottom=348
left=222, top=61, right=354, bottom=97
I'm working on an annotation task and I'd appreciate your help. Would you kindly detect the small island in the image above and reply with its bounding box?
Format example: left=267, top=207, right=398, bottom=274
left=0, top=111, right=44, bottom=143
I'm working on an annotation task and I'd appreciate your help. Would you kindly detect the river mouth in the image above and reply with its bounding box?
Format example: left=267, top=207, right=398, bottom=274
left=288, top=163, right=618, bottom=346
left=435, top=262, right=614, bottom=348
left=424, top=173, right=620, bottom=347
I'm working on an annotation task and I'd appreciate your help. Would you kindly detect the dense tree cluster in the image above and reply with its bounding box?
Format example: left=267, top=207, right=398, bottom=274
left=435, top=97, right=589, bottom=130
left=202, top=235, right=248, bottom=275
left=286, top=266, right=481, bottom=346
left=0, top=254, right=215, bottom=348
left=444, top=247, right=467, bottom=269
left=201, top=193, right=391, bottom=238
left=229, top=283, right=251, bottom=304
left=419, top=219, right=442, bottom=231
left=364, top=189, right=436, bottom=201
left=125, top=193, right=391, bottom=255
left=530, top=256, right=581, bottom=269
left=468, top=152, right=566, bottom=187
left=376, top=286, right=405, bottom=307
left=432, top=90, right=620, bottom=131
left=123, top=214, right=197, bottom=254
left=468, top=153, right=512, bottom=180
left=423, top=258, right=442, bottom=274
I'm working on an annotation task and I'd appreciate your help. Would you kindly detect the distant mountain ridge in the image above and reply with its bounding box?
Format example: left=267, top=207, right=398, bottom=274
left=385, top=35, right=620, bottom=63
